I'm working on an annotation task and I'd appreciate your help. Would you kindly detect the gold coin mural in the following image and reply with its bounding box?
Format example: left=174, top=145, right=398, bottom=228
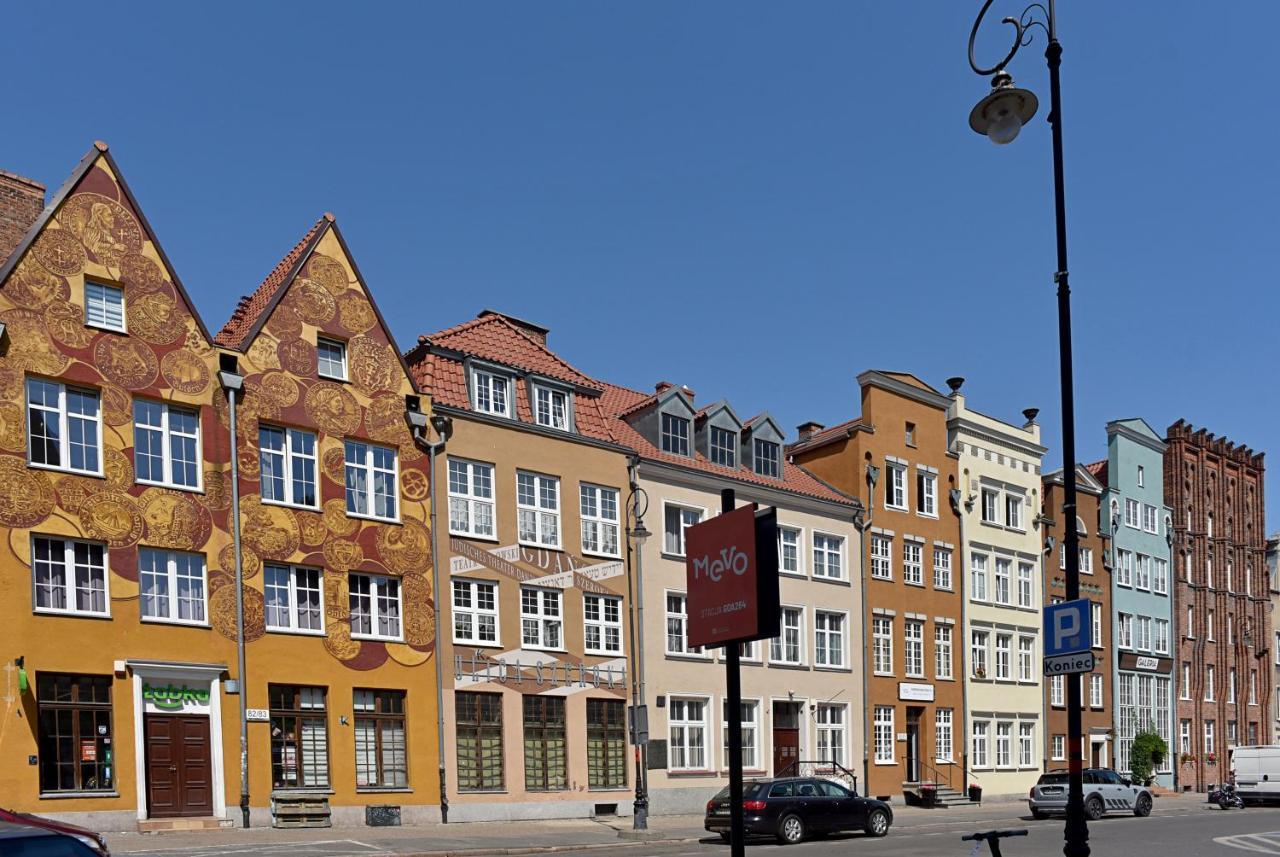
left=363, top=393, right=423, bottom=462
left=304, top=382, right=360, bottom=436
left=235, top=390, right=281, bottom=442
left=0, top=370, right=23, bottom=402
left=401, top=573, right=435, bottom=647
left=258, top=371, right=299, bottom=408
left=321, top=447, right=347, bottom=485
left=0, top=310, right=71, bottom=376
left=0, top=402, right=25, bottom=452
left=337, top=291, right=377, bottom=335
left=279, top=337, right=317, bottom=376
left=203, top=468, right=231, bottom=511
left=265, top=302, right=302, bottom=341
left=376, top=519, right=431, bottom=574
left=46, top=299, right=98, bottom=349
left=119, top=253, right=166, bottom=291
left=291, top=278, right=336, bottom=325
left=322, top=498, right=358, bottom=537
left=348, top=335, right=397, bottom=395
left=306, top=253, right=348, bottom=296
left=297, top=511, right=328, bottom=547
left=141, top=489, right=213, bottom=551
left=99, top=384, right=133, bottom=427
left=0, top=457, right=55, bottom=528
left=211, top=584, right=265, bottom=642
left=183, top=329, right=213, bottom=356
left=59, top=193, right=143, bottom=268
left=237, top=447, right=261, bottom=480
left=8, top=258, right=71, bottom=309
left=218, top=543, right=262, bottom=580
left=55, top=475, right=104, bottom=515
left=324, top=568, right=349, bottom=620
left=94, top=337, right=158, bottom=389
left=127, top=290, right=186, bottom=346
left=246, top=332, right=281, bottom=372
left=78, top=491, right=144, bottom=548
left=239, top=494, right=301, bottom=560
left=161, top=349, right=210, bottom=395
left=31, top=228, right=86, bottom=277
left=104, top=447, right=134, bottom=490
left=324, top=621, right=361, bottom=661
left=400, top=467, right=429, bottom=503
left=323, top=537, right=364, bottom=572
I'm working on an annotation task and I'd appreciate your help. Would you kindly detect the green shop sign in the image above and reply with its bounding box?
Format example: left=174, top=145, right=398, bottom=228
left=143, top=683, right=210, bottom=712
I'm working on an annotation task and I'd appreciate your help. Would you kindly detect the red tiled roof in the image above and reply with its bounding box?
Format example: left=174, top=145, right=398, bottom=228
left=785, top=416, right=869, bottom=454
left=1084, top=459, right=1108, bottom=485
left=425, top=314, right=601, bottom=392
left=214, top=216, right=327, bottom=349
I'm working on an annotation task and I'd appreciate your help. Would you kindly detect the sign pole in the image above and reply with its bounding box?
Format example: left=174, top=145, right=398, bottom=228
left=722, top=488, right=745, bottom=857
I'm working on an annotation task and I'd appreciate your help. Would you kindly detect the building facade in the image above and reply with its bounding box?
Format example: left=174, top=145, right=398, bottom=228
left=603, top=383, right=862, bottom=813
left=948, top=390, right=1046, bottom=798
left=1166, top=420, right=1270, bottom=790
left=406, top=312, right=634, bottom=821
left=1042, top=465, right=1113, bottom=770
left=790, top=371, right=963, bottom=802
left=1269, top=533, right=1280, bottom=741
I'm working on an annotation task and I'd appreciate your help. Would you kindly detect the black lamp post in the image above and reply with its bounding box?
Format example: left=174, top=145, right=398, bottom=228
left=967, top=3, right=1087, bottom=857
left=626, top=479, right=652, bottom=830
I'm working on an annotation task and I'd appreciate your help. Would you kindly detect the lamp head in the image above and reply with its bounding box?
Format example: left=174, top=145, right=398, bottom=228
left=630, top=521, right=651, bottom=545
left=969, top=72, right=1038, bottom=145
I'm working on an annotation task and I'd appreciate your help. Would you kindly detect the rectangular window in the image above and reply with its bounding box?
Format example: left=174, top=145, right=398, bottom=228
left=31, top=536, right=108, bottom=617
left=753, top=439, right=781, bottom=478
left=981, top=489, right=999, bottom=523
left=515, top=471, right=561, bottom=548
left=1152, top=556, right=1168, bottom=594
left=1154, top=619, right=1169, bottom=655
left=1018, top=723, right=1035, bottom=768
left=138, top=548, right=206, bottom=625
left=134, top=401, right=200, bottom=489
left=1080, top=548, right=1094, bottom=574
left=936, top=708, right=954, bottom=762
left=520, top=587, right=563, bottom=650
left=770, top=606, right=803, bottom=665
left=995, top=722, right=1012, bottom=768
left=668, top=697, right=708, bottom=771
left=994, top=634, right=1012, bottom=681
left=588, top=699, right=627, bottom=788
left=885, top=462, right=907, bottom=509
left=1136, top=616, right=1152, bottom=651
left=722, top=700, right=760, bottom=770
left=905, top=422, right=916, bottom=445
left=1137, top=465, right=1145, bottom=487
left=1017, top=562, right=1034, bottom=607
left=523, top=695, right=567, bottom=791
left=26, top=378, right=102, bottom=475
left=1179, top=720, right=1191, bottom=754
left=353, top=689, right=406, bottom=788
left=260, top=426, right=319, bottom=508
left=269, top=685, right=329, bottom=788
left=37, top=674, right=113, bottom=794
left=972, top=720, right=989, bottom=768
left=533, top=385, right=569, bottom=430
left=660, top=412, right=691, bottom=456
left=345, top=439, right=398, bottom=521
left=84, top=281, right=125, bottom=331
left=815, top=611, right=846, bottom=668
left=870, top=535, right=892, bottom=580
left=709, top=426, right=737, bottom=468
left=265, top=563, right=324, bottom=634
left=579, top=484, right=620, bottom=558
left=1228, top=720, right=1238, bottom=748
left=1250, top=670, right=1259, bottom=706
left=1181, top=662, right=1191, bottom=699
left=1135, top=555, right=1151, bottom=590
left=456, top=691, right=503, bottom=791
left=1018, top=637, right=1034, bottom=682
left=872, top=616, right=893, bottom=675
left=452, top=579, right=498, bottom=646
left=472, top=369, right=510, bottom=417
left=815, top=704, right=847, bottom=766
left=584, top=594, right=622, bottom=655
left=1091, top=674, right=1104, bottom=708
left=904, top=619, right=924, bottom=677
left=448, top=458, right=495, bottom=538
left=663, top=503, right=702, bottom=556
left=1143, top=504, right=1159, bottom=534
left=316, top=336, right=348, bottom=381
left=1116, top=550, right=1132, bottom=586
left=813, top=533, right=845, bottom=580
left=664, top=592, right=701, bottom=656
left=349, top=573, right=402, bottom=641
left=1052, top=735, right=1065, bottom=761
left=1228, top=669, right=1237, bottom=703
left=1206, top=665, right=1216, bottom=701
left=1005, top=495, right=1024, bottom=530
left=994, top=558, right=1011, bottom=605
left=971, top=630, right=989, bottom=678
left=1092, top=603, right=1103, bottom=649
left=778, top=527, right=801, bottom=575
left=1117, top=613, right=1133, bottom=649
left=1125, top=498, right=1140, bottom=528
left=971, top=553, right=988, bottom=601
left=874, top=706, right=894, bottom=763
left=902, top=540, right=923, bottom=585
left=1207, top=609, right=1216, bottom=641
left=933, top=547, right=952, bottom=589
left=1204, top=720, right=1215, bottom=755
left=917, top=469, right=937, bottom=516
left=935, top=625, right=953, bottom=679
left=1051, top=675, right=1064, bottom=706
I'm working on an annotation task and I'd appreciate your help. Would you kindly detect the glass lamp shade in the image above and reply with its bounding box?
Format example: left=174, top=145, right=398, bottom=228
left=969, top=83, right=1038, bottom=145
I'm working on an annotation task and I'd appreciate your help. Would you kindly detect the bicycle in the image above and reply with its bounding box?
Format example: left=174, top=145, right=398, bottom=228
left=961, top=829, right=1028, bottom=857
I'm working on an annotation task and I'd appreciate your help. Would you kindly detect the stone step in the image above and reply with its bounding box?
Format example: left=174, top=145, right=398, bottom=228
left=137, top=817, right=229, bottom=833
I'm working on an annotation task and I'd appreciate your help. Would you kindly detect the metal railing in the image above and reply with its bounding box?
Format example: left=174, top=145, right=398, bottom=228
left=777, top=759, right=860, bottom=796
left=914, top=758, right=962, bottom=792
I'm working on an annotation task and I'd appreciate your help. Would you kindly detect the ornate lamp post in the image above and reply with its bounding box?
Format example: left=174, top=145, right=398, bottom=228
left=626, top=476, right=652, bottom=830
left=967, top=3, right=1087, bottom=856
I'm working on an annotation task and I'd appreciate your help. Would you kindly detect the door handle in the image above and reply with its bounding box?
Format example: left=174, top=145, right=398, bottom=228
left=169, top=766, right=177, bottom=772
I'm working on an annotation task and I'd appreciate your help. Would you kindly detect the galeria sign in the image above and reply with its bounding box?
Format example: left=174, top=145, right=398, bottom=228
left=684, top=503, right=779, bottom=648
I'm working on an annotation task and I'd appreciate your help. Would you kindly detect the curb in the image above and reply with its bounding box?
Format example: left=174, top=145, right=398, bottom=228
left=392, top=838, right=701, bottom=857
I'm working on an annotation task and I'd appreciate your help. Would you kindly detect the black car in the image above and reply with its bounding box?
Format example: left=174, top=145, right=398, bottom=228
left=705, top=776, right=893, bottom=844
left=0, top=819, right=105, bottom=856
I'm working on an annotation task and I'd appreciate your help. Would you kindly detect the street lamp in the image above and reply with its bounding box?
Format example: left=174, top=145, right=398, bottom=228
left=625, top=476, right=652, bottom=831
left=967, top=3, right=1087, bottom=857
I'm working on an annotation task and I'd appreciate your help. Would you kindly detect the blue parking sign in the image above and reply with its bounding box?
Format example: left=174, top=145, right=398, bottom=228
left=1043, top=599, right=1092, bottom=657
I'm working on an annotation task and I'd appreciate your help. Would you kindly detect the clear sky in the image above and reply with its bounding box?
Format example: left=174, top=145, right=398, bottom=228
left=6, top=2, right=1278, bottom=529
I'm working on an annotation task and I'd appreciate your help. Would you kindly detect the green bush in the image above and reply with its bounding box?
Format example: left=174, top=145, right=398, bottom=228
left=1129, top=728, right=1168, bottom=786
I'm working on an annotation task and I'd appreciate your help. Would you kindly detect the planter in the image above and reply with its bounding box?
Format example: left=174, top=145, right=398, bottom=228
left=920, top=784, right=937, bottom=808
left=968, top=785, right=983, bottom=803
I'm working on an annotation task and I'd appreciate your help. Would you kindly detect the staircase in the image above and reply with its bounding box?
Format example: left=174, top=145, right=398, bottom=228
left=931, top=785, right=973, bottom=807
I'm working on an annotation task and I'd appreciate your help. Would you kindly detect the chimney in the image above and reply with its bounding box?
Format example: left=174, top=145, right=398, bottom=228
left=0, top=168, right=46, bottom=267
left=797, top=421, right=825, bottom=441
left=654, top=381, right=674, bottom=394
left=680, top=384, right=696, bottom=402
left=478, top=309, right=549, bottom=347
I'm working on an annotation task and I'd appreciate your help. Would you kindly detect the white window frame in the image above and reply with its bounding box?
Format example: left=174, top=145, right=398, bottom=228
left=471, top=368, right=512, bottom=417
left=902, top=539, right=924, bottom=586
left=872, top=616, right=894, bottom=675
left=668, top=696, right=711, bottom=772
left=815, top=703, right=848, bottom=767
left=1154, top=618, right=1169, bottom=655
left=663, top=591, right=705, bottom=658
left=1052, top=734, right=1065, bottom=761
left=885, top=461, right=907, bottom=510
left=452, top=578, right=499, bottom=646
left=1125, top=498, right=1140, bottom=528
left=1117, top=612, right=1133, bottom=649
left=1080, top=548, right=1094, bottom=574
left=1135, top=554, right=1151, bottom=590
left=935, top=708, right=954, bottom=763
left=579, top=483, right=621, bottom=559
left=778, top=526, right=804, bottom=576
left=1092, top=603, right=1104, bottom=649
left=348, top=572, right=403, bottom=642
left=1142, top=503, right=1159, bottom=534
left=1090, top=674, right=1104, bottom=708
left=1005, top=494, right=1024, bottom=531
left=971, top=629, right=989, bottom=679
left=994, top=558, right=1011, bottom=605
left=520, top=586, right=564, bottom=651
left=583, top=594, right=623, bottom=656
left=662, top=501, right=703, bottom=558
left=1018, top=636, right=1034, bottom=682
left=260, top=425, right=320, bottom=510
left=84, top=280, right=125, bottom=332
left=1051, top=674, right=1064, bottom=706
left=995, top=721, right=1013, bottom=768
left=935, top=624, right=953, bottom=679
left=722, top=698, right=761, bottom=771
left=447, top=458, right=496, bottom=539
left=814, top=610, right=847, bottom=669
left=933, top=547, right=952, bottom=590
left=532, top=383, right=570, bottom=431
left=873, top=706, right=895, bottom=764
left=971, top=720, right=990, bottom=768
left=1205, top=665, right=1216, bottom=701
left=30, top=535, right=110, bottom=618
left=812, top=532, right=845, bottom=581
left=1017, top=561, right=1034, bottom=607
left=516, top=470, right=561, bottom=549
left=769, top=606, right=805, bottom=666
left=316, top=335, right=348, bottom=381
left=970, top=553, right=989, bottom=601
left=981, top=488, right=999, bottom=524
left=1116, top=550, right=1133, bottom=587
left=263, top=562, right=325, bottom=635
left=753, top=438, right=781, bottom=478
left=138, top=548, right=208, bottom=626
left=994, top=634, right=1012, bottom=681
left=916, top=468, right=937, bottom=518
left=344, top=439, right=399, bottom=522
left=870, top=534, right=893, bottom=580
left=133, top=400, right=203, bottom=491
left=904, top=619, right=925, bottom=678
left=1018, top=722, right=1035, bottom=768
left=660, top=412, right=691, bottom=457
left=1153, top=557, right=1168, bottom=594
left=708, top=426, right=737, bottom=468
left=25, top=378, right=103, bottom=477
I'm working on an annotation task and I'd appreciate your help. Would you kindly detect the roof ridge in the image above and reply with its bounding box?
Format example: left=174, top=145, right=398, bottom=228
left=214, top=216, right=327, bottom=348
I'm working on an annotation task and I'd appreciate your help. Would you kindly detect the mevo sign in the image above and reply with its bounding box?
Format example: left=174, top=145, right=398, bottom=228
left=685, top=504, right=780, bottom=649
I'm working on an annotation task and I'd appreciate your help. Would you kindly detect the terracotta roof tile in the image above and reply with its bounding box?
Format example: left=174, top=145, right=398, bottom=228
left=1084, top=459, right=1108, bottom=485
left=214, top=217, right=327, bottom=349
left=785, top=417, right=868, bottom=454
left=425, top=314, right=601, bottom=391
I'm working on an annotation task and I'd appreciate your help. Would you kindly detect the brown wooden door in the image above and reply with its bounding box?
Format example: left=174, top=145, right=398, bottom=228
left=772, top=702, right=802, bottom=776
left=146, top=715, right=212, bottom=818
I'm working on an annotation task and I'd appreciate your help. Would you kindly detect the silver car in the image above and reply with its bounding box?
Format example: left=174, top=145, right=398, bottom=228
left=1028, top=768, right=1153, bottom=820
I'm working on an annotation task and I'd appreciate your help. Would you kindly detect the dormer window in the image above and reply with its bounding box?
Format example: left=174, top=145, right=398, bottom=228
left=472, top=369, right=511, bottom=417
left=661, top=413, right=690, bottom=456
left=753, top=439, right=780, bottom=478
left=709, top=427, right=737, bottom=468
left=317, top=336, right=348, bottom=381
left=85, top=281, right=125, bottom=332
left=533, top=384, right=569, bottom=431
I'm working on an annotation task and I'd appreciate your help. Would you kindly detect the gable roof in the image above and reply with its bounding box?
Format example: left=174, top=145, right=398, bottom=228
left=785, top=416, right=870, bottom=455
left=1084, top=459, right=1108, bottom=486
left=422, top=313, right=601, bottom=392
left=0, top=141, right=216, bottom=344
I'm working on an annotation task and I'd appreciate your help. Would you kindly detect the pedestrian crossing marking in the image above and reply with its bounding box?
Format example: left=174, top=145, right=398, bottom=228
left=1215, top=832, right=1280, bottom=854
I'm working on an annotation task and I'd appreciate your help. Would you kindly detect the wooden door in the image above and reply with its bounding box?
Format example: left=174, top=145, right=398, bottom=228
left=146, top=715, right=212, bottom=818
left=772, top=702, right=801, bottom=776
left=905, top=709, right=921, bottom=783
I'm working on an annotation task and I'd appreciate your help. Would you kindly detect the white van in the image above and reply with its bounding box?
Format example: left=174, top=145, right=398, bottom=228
left=1231, top=746, right=1280, bottom=805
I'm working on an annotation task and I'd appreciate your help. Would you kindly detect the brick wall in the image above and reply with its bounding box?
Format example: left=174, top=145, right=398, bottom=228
left=0, top=169, right=46, bottom=265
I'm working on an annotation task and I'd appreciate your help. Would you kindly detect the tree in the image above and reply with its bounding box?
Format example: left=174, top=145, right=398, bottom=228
left=1129, top=727, right=1168, bottom=786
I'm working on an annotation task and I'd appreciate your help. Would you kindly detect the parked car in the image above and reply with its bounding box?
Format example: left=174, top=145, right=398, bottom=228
left=1230, top=746, right=1280, bottom=805
left=704, top=776, right=893, bottom=844
left=1028, top=768, right=1153, bottom=820
left=0, top=809, right=110, bottom=856
left=0, top=819, right=107, bottom=856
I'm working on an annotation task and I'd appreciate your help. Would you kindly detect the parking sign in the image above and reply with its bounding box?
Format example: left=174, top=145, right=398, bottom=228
left=1044, top=598, right=1092, bottom=656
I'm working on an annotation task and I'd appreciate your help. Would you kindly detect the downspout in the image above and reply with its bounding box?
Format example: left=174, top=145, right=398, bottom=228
left=951, top=486, right=970, bottom=795
left=217, top=361, right=249, bottom=829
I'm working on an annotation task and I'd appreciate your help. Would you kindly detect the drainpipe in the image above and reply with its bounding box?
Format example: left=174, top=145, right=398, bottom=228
left=951, top=486, right=970, bottom=795
left=217, top=359, right=249, bottom=829
left=409, top=406, right=452, bottom=822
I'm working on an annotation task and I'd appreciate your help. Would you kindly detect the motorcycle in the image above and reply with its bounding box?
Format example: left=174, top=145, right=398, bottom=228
left=1209, top=782, right=1245, bottom=810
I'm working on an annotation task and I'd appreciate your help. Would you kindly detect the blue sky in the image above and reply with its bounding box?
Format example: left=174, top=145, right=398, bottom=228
left=7, top=2, right=1278, bottom=528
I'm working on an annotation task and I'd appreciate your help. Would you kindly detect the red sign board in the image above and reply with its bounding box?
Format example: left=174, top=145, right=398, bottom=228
left=685, top=504, right=779, bottom=648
